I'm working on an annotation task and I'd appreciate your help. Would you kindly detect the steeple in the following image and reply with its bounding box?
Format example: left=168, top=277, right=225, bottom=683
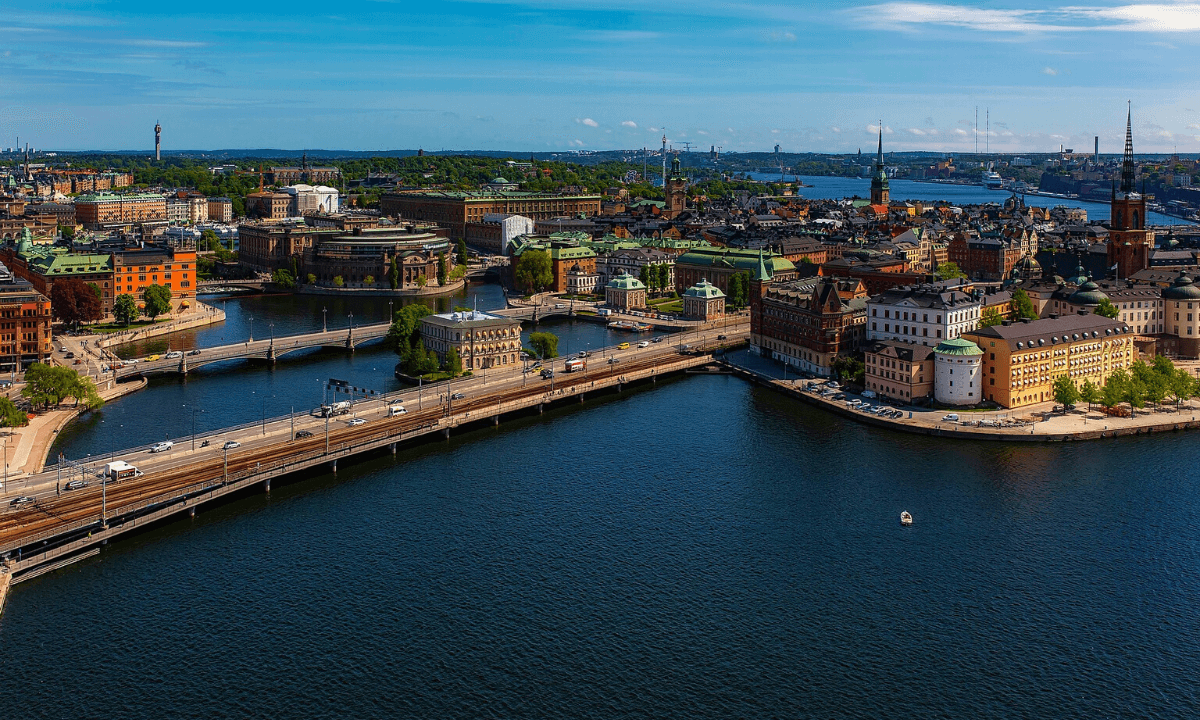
left=876, top=123, right=884, bottom=168
left=1121, top=101, right=1135, bottom=194
left=870, top=121, right=889, bottom=205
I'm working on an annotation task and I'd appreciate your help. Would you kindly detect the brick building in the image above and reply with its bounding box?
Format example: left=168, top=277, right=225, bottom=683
left=380, top=190, right=601, bottom=240
left=75, top=193, right=168, bottom=230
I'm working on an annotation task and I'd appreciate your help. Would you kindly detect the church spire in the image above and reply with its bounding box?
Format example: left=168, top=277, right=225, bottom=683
left=1121, top=101, right=1135, bottom=194
left=870, top=121, right=889, bottom=205
left=876, top=122, right=883, bottom=166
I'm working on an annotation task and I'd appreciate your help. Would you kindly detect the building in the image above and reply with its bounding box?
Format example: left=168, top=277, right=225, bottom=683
left=166, top=193, right=209, bottom=225
left=664, top=155, right=688, bottom=219
left=303, top=227, right=451, bottom=289
left=961, top=313, right=1135, bottom=408
left=605, top=271, right=646, bottom=311
left=549, top=244, right=597, bottom=293
left=75, top=193, right=168, bottom=229
left=864, top=340, right=935, bottom=403
left=207, top=197, right=234, bottom=223
left=866, top=282, right=981, bottom=346
left=463, top=213, right=533, bottom=253
left=674, top=247, right=796, bottom=294
left=420, top=309, right=523, bottom=371
left=681, top=278, right=725, bottom=321
left=267, top=164, right=341, bottom=186
left=1159, top=271, right=1200, bottom=358
left=112, top=247, right=198, bottom=309
left=595, top=247, right=674, bottom=286
left=283, top=184, right=340, bottom=216
left=380, top=190, right=601, bottom=240
left=1108, top=107, right=1154, bottom=279
left=0, top=262, right=52, bottom=370
left=0, top=232, right=116, bottom=314
left=751, top=276, right=869, bottom=377
left=238, top=222, right=342, bottom=273
left=933, top=338, right=984, bottom=406
left=564, top=263, right=601, bottom=295
left=244, top=192, right=293, bottom=220
left=870, top=127, right=889, bottom=206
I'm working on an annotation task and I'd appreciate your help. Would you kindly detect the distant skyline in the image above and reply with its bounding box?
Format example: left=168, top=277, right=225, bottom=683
left=1, top=1, right=1198, bottom=154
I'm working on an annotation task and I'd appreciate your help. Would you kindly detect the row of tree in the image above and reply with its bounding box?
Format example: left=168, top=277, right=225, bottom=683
left=1052, top=356, right=1198, bottom=413
left=638, top=264, right=672, bottom=296
left=52, top=278, right=172, bottom=327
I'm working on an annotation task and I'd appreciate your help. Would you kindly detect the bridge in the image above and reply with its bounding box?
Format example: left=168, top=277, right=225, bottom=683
left=197, top=279, right=269, bottom=291
left=0, top=326, right=746, bottom=585
left=111, top=322, right=392, bottom=379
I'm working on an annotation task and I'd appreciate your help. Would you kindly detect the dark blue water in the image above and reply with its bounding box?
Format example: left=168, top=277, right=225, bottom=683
left=748, top=174, right=1194, bottom=226
left=4, top=374, right=1200, bottom=718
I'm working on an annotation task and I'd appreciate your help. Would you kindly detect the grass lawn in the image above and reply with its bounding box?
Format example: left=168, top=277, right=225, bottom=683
left=86, top=318, right=171, bottom=333
left=651, top=300, right=683, bottom=314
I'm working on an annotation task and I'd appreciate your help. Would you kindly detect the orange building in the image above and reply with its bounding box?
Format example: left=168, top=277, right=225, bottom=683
left=112, top=248, right=198, bottom=308
left=75, top=193, right=167, bottom=229
left=0, top=269, right=52, bottom=369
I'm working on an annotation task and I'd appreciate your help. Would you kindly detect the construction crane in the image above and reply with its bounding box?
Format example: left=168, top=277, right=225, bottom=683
left=680, top=141, right=693, bottom=154
left=235, top=165, right=269, bottom=192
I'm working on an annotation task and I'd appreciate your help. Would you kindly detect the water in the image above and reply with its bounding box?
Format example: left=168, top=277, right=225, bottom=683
left=747, top=173, right=1194, bottom=226
left=3, top=374, right=1199, bottom=718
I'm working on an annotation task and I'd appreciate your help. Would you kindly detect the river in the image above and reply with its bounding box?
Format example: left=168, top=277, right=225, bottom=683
left=2, top=287, right=1198, bottom=718
left=747, top=173, right=1194, bottom=226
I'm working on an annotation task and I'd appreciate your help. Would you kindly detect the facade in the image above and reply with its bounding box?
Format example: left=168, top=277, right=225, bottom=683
left=564, top=263, right=601, bottom=295
left=463, top=214, right=534, bottom=253
left=864, top=340, right=935, bottom=403
left=245, top=192, right=293, bottom=220
left=595, top=247, right=674, bottom=286
left=961, top=313, right=1135, bottom=409
left=0, top=263, right=52, bottom=370
left=549, top=245, right=597, bottom=293
left=420, top=310, right=523, bottom=371
left=113, top=247, right=198, bottom=308
left=207, top=197, right=234, bottom=223
left=751, top=277, right=868, bottom=377
left=283, top=184, right=340, bottom=215
left=380, top=190, right=601, bottom=240
left=238, top=222, right=341, bottom=273
left=933, top=338, right=984, bottom=406
left=605, top=271, right=646, bottom=311
left=674, top=247, right=796, bottom=294
left=0, top=237, right=116, bottom=315
left=75, top=193, right=168, bottom=229
left=1160, top=271, right=1200, bottom=358
left=664, top=155, right=688, bottom=219
left=304, top=228, right=451, bottom=288
left=268, top=166, right=341, bottom=186
left=682, top=279, right=725, bottom=321
left=866, top=282, right=981, bottom=346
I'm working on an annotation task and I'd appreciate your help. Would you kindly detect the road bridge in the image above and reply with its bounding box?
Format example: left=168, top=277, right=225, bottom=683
left=111, top=322, right=392, bottom=379
left=0, top=327, right=747, bottom=583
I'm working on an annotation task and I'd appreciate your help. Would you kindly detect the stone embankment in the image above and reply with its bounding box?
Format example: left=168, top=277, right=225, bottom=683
left=93, top=303, right=226, bottom=354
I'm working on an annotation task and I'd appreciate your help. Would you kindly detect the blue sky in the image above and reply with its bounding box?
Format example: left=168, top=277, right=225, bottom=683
left=1, top=0, right=1198, bottom=153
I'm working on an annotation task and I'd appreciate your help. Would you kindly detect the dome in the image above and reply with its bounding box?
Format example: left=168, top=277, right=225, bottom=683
left=606, top=270, right=645, bottom=291
left=934, top=338, right=983, bottom=356
left=491, top=177, right=510, bottom=184
left=1068, top=279, right=1108, bottom=306
left=1067, top=264, right=1089, bottom=286
left=683, top=278, right=725, bottom=300
left=1163, top=272, right=1200, bottom=300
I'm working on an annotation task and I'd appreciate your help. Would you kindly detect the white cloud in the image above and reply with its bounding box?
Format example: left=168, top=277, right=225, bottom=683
left=1042, top=66, right=1059, bottom=75
left=830, top=126, right=842, bottom=133
left=853, top=3, right=1200, bottom=34
left=575, top=117, right=599, bottom=127
left=765, top=31, right=797, bottom=42
left=1156, top=130, right=1173, bottom=139
left=867, top=124, right=894, bottom=135
left=1188, top=123, right=1200, bottom=130
left=908, top=128, right=927, bottom=135
left=953, top=128, right=969, bottom=136
left=569, top=139, right=585, bottom=147
left=621, top=120, right=637, bottom=128
left=697, top=130, right=709, bottom=135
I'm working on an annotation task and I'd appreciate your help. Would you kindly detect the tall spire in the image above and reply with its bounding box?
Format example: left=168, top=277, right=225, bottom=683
left=876, top=121, right=883, bottom=166
left=1121, top=101, right=1135, bottom=194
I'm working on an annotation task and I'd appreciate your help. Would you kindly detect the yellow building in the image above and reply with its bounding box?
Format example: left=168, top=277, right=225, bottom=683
left=961, top=313, right=1135, bottom=408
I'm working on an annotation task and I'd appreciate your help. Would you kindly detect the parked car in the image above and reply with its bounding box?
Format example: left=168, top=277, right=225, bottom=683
left=717, top=334, right=727, bottom=340
left=295, top=430, right=314, bottom=439
left=346, top=417, right=366, bottom=426
left=223, top=441, right=240, bottom=450
left=651, top=337, right=664, bottom=343
left=149, top=441, right=173, bottom=453
left=10, top=496, right=34, bottom=506
left=942, top=413, right=960, bottom=422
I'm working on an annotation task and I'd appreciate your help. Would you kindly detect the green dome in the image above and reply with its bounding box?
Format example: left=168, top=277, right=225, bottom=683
left=607, top=270, right=645, bottom=291
left=491, top=177, right=509, bottom=184
left=1068, top=279, right=1108, bottom=306
left=1163, top=272, right=1200, bottom=301
left=935, top=338, right=983, bottom=356
left=683, top=278, right=725, bottom=300
left=1067, top=264, right=1089, bottom=286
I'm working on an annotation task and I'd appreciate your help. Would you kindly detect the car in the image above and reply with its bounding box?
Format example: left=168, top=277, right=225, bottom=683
left=63, top=351, right=75, bottom=359
left=346, top=417, right=366, bottom=426
left=826, top=381, right=840, bottom=389
left=387, top=405, right=407, bottom=417
left=942, top=413, right=960, bottom=422
left=295, top=430, right=314, bottom=439
left=617, top=342, right=630, bottom=350
left=187, top=349, right=202, bottom=356
left=651, top=336, right=664, bottom=343
left=124, top=359, right=138, bottom=365
left=577, top=350, right=589, bottom=357
left=717, top=334, right=728, bottom=340
left=10, top=496, right=34, bottom=506
left=65, top=479, right=88, bottom=491
left=223, top=441, right=240, bottom=450
left=149, top=441, right=173, bottom=453
left=165, top=351, right=183, bottom=359
left=451, top=392, right=465, bottom=400
left=608, top=357, right=620, bottom=364
left=638, top=341, right=649, bottom=348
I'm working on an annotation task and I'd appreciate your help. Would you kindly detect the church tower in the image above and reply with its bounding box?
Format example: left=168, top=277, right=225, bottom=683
left=1107, top=104, right=1153, bottom=279
left=664, top=153, right=688, bottom=219
left=870, top=124, right=889, bottom=206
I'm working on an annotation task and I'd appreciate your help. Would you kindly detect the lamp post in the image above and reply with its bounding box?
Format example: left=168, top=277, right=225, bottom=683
left=388, top=300, right=393, bottom=323
left=322, top=306, right=327, bottom=333
left=248, top=314, right=254, bottom=342
left=348, top=312, right=354, bottom=330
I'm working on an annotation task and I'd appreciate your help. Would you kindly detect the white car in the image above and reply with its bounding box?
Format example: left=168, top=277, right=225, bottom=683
left=165, top=351, right=183, bottom=359
left=638, top=341, right=649, bottom=348
left=149, top=441, right=173, bottom=453
left=223, top=441, right=240, bottom=450
left=942, top=413, right=960, bottom=422
left=347, top=417, right=366, bottom=426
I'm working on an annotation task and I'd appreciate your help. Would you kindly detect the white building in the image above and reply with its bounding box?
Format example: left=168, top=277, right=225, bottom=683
left=933, top=338, right=983, bottom=406
left=486, top=214, right=534, bottom=253
left=867, top=282, right=981, bottom=347
left=283, top=184, right=339, bottom=215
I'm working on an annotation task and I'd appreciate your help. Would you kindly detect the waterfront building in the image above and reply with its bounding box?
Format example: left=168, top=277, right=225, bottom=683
left=866, top=281, right=981, bottom=346
left=0, top=232, right=116, bottom=314
left=75, top=193, right=168, bottom=230
left=864, top=340, right=935, bottom=403
left=595, top=247, right=674, bottom=286
left=420, top=309, right=522, bottom=371
left=933, top=338, right=984, bottom=406
left=113, top=246, right=198, bottom=308
left=674, top=247, right=796, bottom=294
left=463, top=214, right=534, bottom=253
left=751, top=275, right=868, bottom=378
left=961, top=313, right=1135, bottom=408
left=681, top=278, right=725, bottom=321
left=1108, top=107, right=1154, bottom=279
left=1159, top=271, right=1200, bottom=358
left=605, top=271, right=646, bottom=311
left=0, top=262, right=52, bottom=370
left=380, top=190, right=601, bottom=240
left=564, top=263, right=600, bottom=295
left=238, top=222, right=342, bottom=273
left=303, top=227, right=451, bottom=289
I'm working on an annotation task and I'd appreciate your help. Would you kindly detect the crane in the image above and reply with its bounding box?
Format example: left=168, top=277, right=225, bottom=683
left=235, top=165, right=269, bottom=192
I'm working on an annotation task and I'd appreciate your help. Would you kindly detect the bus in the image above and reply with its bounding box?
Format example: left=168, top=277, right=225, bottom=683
left=564, top=359, right=585, bottom=373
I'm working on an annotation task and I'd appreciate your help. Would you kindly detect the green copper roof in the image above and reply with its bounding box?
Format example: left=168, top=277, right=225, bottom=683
left=607, top=271, right=645, bottom=290
left=676, top=247, right=795, bottom=275
left=935, top=338, right=983, bottom=356
left=683, top=278, right=725, bottom=299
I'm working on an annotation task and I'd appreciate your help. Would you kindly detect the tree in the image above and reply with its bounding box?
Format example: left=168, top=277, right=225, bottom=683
left=333, top=275, right=344, bottom=288
left=21, top=364, right=103, bottom=411
left=1095, top=298, right=1120, bottom=319
left=726, top=272, right=751, bottom=309
left=513, top=249, right=553, bottom=293
left=445, top=347, right=463, bottom=377
left=657, top=264, right=671, bottom=294
left=0, top=396, right=28, bottom=428
left=385, top=304, right=432, bottom=357
left=59, top=225, right=75, bottom=241
left=142, top=284, right=172, bottom=320
left=416, top=274, right=427, bottom=288
left=50, top=278, right=103, bottom=326
left=1080, top=379, right=1101, bottom=411
left=934, top=262, right=966, bottom=280
left=363, top=275, right=375, bottom=286
left=389, top=256, right=400, bottom=290
left=528, top=331, right=559, bottom=359
left=200, top=228, right=220, bottom=251
left=114, top=293, right=139, bottom=326
left=639, top=265, right=651, bottom=292
left=271, top=268, right=296, bottom=289
left=1170, top=366, right=1197, bottom=409
left=979, top=306, right=1004, bottom=327
left=306, top=273, right=317, bottom=285
left=1052, top=375, right=1080, bottom=410
left=832, top=356, right=865, bottom=386
left=456, top=238, right=468, bottom=267
left=1101, top=369, right=1130, bottom=410
left=437, top=252, right=447, bottom=286
left=1011, top=288, right=1038, bottom=321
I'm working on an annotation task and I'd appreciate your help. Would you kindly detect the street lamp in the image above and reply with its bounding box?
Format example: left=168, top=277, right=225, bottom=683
left=248, top=314, right=254, bottom=342
left=184, top=404, right=203, bottom=450
left=388, top=300, right=393, bottom=323
left=322, top=306, right=327, bottom=333
left=348, top=312, right=354, bottom=329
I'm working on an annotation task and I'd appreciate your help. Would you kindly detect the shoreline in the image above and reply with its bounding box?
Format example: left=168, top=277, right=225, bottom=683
left=93, top=302, right=226, bottom=354
left=293, top=278, right=467, bottom=298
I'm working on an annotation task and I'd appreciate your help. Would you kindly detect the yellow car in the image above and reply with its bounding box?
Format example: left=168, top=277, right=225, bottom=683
left=617, top=342, right=630, bottom=350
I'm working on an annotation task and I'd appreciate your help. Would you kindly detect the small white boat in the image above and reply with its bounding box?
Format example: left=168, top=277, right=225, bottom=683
left=900, top=511, right=913, bottom=526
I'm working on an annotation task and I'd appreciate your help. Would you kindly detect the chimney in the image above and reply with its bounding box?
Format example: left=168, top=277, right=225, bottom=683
left=1001, top=320, right=1011, bottom=326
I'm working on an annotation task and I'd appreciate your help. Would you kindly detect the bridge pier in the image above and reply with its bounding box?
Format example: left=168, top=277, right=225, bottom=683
left=390, top=442, right=397, bottom=455
left=579, top=393, right=585, bottom=403
left=263, top=478, right=271, bottom=492
left=179, top=358, right=188, bottom=375
left=442, top=428, right=450, bottom=440
left=329, top=459, right=337, bottom=472
left=267, top=344, right=277, bottom=364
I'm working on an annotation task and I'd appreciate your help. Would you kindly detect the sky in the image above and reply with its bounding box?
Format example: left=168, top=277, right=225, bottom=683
left=1, top=0, right=1199, bottom=154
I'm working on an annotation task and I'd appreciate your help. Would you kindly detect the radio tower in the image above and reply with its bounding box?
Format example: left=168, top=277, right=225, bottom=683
left=154, top=121, right=162, bottom=161
left=661, top=133, right=668, bottom=189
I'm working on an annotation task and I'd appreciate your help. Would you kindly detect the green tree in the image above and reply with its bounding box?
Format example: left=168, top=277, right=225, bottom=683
left=726, top=272, right=751, bottom=309
left=456, top=238, right=468, bottom=266
left=21, top=364, right=103, bottom=410
left=389, top=256, right=400, bottom=290
left=832, top=356, right=866, bottom=386
left=200, top=228, right=220, bottom=251
left=437, top=252, right=447, bottom=286
left=1052, top=374, right=1080, bottom=410
left=385, top=304, right=433, bottom=357
left=445, top=346, right=463, bottom=377
left=0, top=396, right=28, bottom=428
left=1170, top=366, right=1197, bottom=409
left=1095, top=298, right=1120, bottom=319
left=934, top=261, right=966, bottom=280
left=364, top=275, right=375, bottom=285
left=1101, top=369, right=1130, bottom=410
left=416, top=274, right=427, bottom=288
left=59, top=225, right=75, bottom=241
left=333, top=275, right=344, bottom=288
left=142, top=284, right=172, bottom=320
left=979, top=306, right=1004, bottom=327
left=657, top=264, right=671, bottom=294
left=528, top=331, right=560, bottom=359
left=1133, top=359, right=1167, bottom=408
left=639, top=265, right=651, bottom=292
left=271, top=268, right=296, bottom=289
left=513, top=249, right=553, bottom=293
left=1079, top=378, right=1101, bottom=411
left=114, top=293, right=139, bottom=326
left=306, top=273, right=317, bottom=285
left=1011, top=288, right=1038, bottom=320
